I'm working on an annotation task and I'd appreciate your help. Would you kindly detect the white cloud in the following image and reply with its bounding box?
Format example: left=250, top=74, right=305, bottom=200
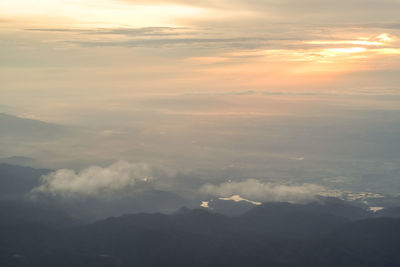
left=200, top=179, right=325, bottom=203
left=219, top=195, right=262, bottom=205
left=32, top=161, right=153, bottom=198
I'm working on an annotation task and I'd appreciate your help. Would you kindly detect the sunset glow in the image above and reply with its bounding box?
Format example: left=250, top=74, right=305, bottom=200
left=0, top=0, right=208, bottom=27
left=1, top=0, right=400, bottom=118
left=2, top=3, right=400, bottom=264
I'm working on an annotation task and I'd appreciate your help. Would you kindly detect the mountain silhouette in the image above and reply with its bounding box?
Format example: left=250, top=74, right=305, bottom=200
left=2, top=198, right=400, bottom=267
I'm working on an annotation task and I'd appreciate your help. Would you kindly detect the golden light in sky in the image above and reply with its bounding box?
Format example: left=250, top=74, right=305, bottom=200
left=0, top=0, right=208, bottom=28
left=306, top=40, right=383, bottom=46
left=1, top=0, right=400, bottom=120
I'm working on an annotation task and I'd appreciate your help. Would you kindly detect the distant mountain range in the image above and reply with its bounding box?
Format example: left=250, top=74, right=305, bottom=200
left=0, top=163, right=51, bottom=198
left=1, top=198, right=400, bottom=267
left=2, top=163, right=400, bottom=266
left=0, top=157, right=38, bottom=167
left=0, top=113, right=63, bottom=141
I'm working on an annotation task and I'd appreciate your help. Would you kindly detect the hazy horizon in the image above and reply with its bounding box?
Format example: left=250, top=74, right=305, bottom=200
left=1, top=0, right=400, bottom=207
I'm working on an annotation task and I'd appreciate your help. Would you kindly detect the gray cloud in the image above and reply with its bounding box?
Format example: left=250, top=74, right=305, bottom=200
left=200, top=179, right=326, bottom=202
left=24, top=28, right=88, bottom=32
left=25, top=26, right=270, bottom=50
left=91, top=27, right=192, bottom=36
left=70, top=37, right=269, bottom=49
left=32, top=161, right=154, bottom=198
left=25, top=27, right=192, bottom=37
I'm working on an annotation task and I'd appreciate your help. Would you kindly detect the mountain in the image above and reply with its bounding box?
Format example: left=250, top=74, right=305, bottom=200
left=0, top=113, right=63, bottom=141
left=0, top=164, right=51, bottom=199
left=0, top=199, right=79, bottom=228
left=0, top=209, right=290, bottom=267
left=309, top=218, right=400, bottom=267
left=304, top=196, right=372, bottom=220
left=376, top=206, right=400, bottom=218
left=0, top=199, right=80, bottom=267
left=0, top=113, right=68, bottom=167
left=47, top=190, right=197, bottom=222
left=0, top=156, right=38, bottom=167
left=237, top=201, right=349, bottom=239
left=237, top=197, right=371, bottom=237
left=0, top=162, right=397, bottom=267
left=2, top=198, right=397, bottom=267
left=205, top=198, right=258, bottom=216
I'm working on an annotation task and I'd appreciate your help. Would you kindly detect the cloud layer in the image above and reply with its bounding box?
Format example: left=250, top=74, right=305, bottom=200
left=201, top=179, right=326, bottom=203
left=33, top=161, right=153, bottom=198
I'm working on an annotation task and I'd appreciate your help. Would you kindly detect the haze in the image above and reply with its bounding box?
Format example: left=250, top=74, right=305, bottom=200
left=1, top=0, right=400, bottom=203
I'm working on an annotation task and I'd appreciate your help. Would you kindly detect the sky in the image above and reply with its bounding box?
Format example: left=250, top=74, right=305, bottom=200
left=1, top=0, right=400, bottom=121
left=1, top=0, right=400, bottom=203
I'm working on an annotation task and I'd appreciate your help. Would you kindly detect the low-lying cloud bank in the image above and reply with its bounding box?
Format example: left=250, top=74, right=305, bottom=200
left=32, top=161, right=153, bottom=198
left=200, top=179, right=325, bottom=203
left=33, top=162, right=326, bottom=204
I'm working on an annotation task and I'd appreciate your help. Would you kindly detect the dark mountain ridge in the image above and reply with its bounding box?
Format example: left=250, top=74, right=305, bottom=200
left=0, top=164, right=51, bottom=198
left=2, top=163, right=400, bottom=266
left=2, top=198, right=400, bottom=267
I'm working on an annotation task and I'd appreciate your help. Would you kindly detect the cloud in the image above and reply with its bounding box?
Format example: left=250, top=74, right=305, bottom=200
left=200, top=179, right=326, bottom=202
left=70, top=37, right=266, bottom=49
left=92, top=27, right=191, bottom=37
left=25, top=28, right=87, bottom=32
left=121, top=0, right=400, bottom=25
left=118, top=0, right=225, bottom=9
left=25, top=26, right=190, bottom=37
left=32, top=161, right=153, bottom=198
left=219, top=195, right=262, bottom=205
